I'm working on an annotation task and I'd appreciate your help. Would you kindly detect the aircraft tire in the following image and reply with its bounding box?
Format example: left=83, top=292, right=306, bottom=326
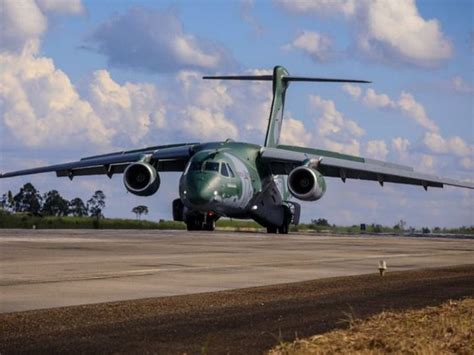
left=203, top=220, right=215, bottom=231
left=278, top=223, right=289, bottom=234
left=266, top=226, right=277, bottom=234
left=186, top=217, right=203, bottom=231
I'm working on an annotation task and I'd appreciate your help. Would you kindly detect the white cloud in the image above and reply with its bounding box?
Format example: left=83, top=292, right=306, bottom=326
left=343, top=87, right=439, bottom=132
left=276, top=0, right=452, bottom=67
left=309, top=95, right=364, bottom=155
left=0, top=0, right=47, bottom=54
left=36, top=0, right=84, bottom=15
left=240, top=0, right=264, bottom=36
left=0, top=0, right=85, bottom=54
left=177, top=106, right=238, bottom=141
left=280, top=116, right=312, bottom=146
left=460, top=157, right=474, bottom=170
left=282, top=31, right=333, bottom=62
left=0, top=51, right=112, bottom=147
left=86, top=70, right=166, bottom=145
left=86, top=7, right=235, bottom=73
left=397, top=92, right=439, bottom=132
left=363, top=88, right=396, bottom=109
left=366, top=140, right=388, bottom=160
left=342, top=83, right=362, bottom=99
left=423, top=132, right=471, bottom=157
left=275, top=0, right=356, bottom=17
left=450, top=76, right=473, bottom=94
left=392, top=137, right=410, bottom=156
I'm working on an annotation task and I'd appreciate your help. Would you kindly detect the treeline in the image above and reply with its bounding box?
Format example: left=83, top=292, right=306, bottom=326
left=1, top=183, right=106, bottom=218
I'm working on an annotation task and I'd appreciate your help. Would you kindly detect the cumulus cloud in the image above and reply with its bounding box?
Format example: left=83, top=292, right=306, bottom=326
left=280, top=116, right=312, bottom=146
left=397, top=92, right=439, bottom=132
left=36, top=0, right=84, bottom=15
left=366, top=140, right=388, bottom=160
left=309, top=95, right=364, bottom=155
left=423, top=132, right=471, bottom=157
left=177, top=106, right=238, bottom=140
left=86, top=70, right=166, bottom=145
left=275, top=0, right=356, bottom=17
left=0, top=51, right=113, bottom=147
left=342, top=86, right=439, bottom=132
left=450, top=75, right=473, bottom=94
left=392, top=137, right=410, bottom=156
left=282, top=31, right=333, bottom=62
left=275, top=0, right=452, bottom=67
left=342, top=83, right=362, bottom=99
left=363, top=88, right=396, bottom=109
left=0, top=0, right=84, bottom=54
left=240, top=0, right=264, bottom=36
left=86, top=7, right=235, bottom=73
left=0, top=0, right=47, bottom=54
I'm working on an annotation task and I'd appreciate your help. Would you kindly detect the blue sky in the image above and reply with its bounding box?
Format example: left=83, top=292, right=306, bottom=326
left=1, top=0, right=472, bottom=227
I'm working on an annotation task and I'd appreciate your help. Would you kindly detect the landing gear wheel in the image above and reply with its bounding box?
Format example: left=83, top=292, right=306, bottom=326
left=186, top=217, right=203, bottom=231
left=266, top=226, right=277, bottom=234
left=278, top=223, right=289, bottom=234
left=203, top=219, right=216, bottom=231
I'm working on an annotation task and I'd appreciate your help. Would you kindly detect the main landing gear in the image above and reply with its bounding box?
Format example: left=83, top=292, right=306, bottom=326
left=266, top=205, right=291, bottom=234
left=185, top=212, right=216, bottom=231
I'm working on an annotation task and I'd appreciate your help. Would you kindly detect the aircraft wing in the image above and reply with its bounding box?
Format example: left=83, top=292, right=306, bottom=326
left=261, top=145, right=474, bottom=190
left=0, top=143, right=197, bottom=180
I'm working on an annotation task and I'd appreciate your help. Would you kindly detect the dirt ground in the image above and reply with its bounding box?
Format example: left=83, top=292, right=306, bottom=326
left=1, top=265, right=473, bottom=354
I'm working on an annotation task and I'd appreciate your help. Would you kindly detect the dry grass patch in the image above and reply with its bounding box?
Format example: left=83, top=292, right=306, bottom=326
left=270, top=298, right=474, bottom=355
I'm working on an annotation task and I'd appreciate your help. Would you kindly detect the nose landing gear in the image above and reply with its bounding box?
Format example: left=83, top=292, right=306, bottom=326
left=185, top=212, right=216, bottom=231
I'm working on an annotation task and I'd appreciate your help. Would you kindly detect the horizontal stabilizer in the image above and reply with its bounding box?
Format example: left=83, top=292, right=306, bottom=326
left=283, top=76, right=370, bottom=84
left=203, top=75, right=370, bottom=84
left=203, top=75, right=273, bottom=81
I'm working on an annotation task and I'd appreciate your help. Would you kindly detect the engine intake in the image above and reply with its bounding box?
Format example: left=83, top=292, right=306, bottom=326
left=288, top=166, right=326, bottom=201
left=123, top=162, right=160, bottom=196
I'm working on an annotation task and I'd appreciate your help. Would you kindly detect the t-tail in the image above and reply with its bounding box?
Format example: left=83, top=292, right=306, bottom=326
left=203, top=65, right=370, bottom=148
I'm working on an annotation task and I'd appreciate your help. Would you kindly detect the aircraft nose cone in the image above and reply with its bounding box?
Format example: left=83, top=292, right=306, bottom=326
left=185, top=174, right=217, bottom=206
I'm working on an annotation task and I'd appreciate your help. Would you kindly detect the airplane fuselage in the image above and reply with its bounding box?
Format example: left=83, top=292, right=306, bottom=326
left=178, top=141, right=291, bottom=228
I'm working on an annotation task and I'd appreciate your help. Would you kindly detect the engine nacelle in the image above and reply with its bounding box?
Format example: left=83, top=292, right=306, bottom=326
left=123, top=162, right=160, bottom=196
left=287, top=166, right=326, bottom=201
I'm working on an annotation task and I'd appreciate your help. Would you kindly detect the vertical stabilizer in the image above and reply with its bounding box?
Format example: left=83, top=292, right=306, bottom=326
left=264, top=66, right=289, bottom=147
left=203, top=66, right=369, bottom=148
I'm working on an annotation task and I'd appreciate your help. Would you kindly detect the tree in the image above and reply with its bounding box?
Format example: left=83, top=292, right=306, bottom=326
left=311, top=218, right=330, bottom=227
left=132, top=205, right=149, bottom=220
left=69, top=197, right=88, bottom=217
left=12, top=183, right=42, bottom=214
left=41, top=190, right=69, bottom=216
left=87, top=190, right=106, bottom=218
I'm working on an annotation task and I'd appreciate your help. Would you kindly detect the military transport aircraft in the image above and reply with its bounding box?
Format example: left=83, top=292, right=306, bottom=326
left=1, top=66, right=472, bottom=233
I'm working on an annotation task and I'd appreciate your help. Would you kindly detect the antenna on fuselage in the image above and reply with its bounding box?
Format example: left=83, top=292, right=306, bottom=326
left=203, top=65, right=370, bottom=148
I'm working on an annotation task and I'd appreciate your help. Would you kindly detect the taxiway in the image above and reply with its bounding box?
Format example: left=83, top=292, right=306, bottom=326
left=1, top=229, right=473, bottom=313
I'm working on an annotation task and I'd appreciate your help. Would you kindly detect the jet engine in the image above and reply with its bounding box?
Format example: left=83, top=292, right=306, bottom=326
left=123, top=162, right=160, bottom=196
left=287, top=166, right=326, bottom=201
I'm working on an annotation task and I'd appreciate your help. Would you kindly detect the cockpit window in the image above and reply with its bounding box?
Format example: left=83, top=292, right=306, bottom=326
left=227, top=164, right=235, bottom=177
left=221, top=163, right=229, bottom=177
left=188, top=161, right=202, bottom=172
left=204, top=161, right=220, bottom=172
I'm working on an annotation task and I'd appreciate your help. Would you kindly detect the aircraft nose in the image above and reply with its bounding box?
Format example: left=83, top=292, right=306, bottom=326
left=185, top=174, right=219, bottom=205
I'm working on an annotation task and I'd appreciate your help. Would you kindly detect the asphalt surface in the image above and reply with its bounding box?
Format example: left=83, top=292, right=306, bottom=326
left=1, top=229, right=474, bottom=313
left=1, top=265, right=473, bottom=354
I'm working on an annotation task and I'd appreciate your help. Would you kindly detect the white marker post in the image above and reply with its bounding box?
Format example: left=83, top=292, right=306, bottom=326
left=378, top=260, right=387, bottom=276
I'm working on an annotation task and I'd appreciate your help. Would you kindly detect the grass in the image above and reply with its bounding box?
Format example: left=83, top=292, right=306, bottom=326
left=1, top=210, right=473, bottom=234
left=269, top=298, right=474, bottom=354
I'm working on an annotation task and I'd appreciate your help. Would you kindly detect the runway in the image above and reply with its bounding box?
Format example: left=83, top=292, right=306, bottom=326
left=1, top=229, right=473, bottom=313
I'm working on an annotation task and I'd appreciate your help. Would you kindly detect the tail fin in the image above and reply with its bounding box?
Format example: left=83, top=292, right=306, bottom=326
left=203, top=66, right=370, bottom=147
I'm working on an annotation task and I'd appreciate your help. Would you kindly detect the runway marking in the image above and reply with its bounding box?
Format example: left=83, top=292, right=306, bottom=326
left=1, top=250, right=471, bottom=286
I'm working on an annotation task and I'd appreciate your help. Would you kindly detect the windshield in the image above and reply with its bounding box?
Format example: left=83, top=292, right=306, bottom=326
left=204, top=161, right=220, bottom=172
left=188, top=161, right=202, bottom=172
